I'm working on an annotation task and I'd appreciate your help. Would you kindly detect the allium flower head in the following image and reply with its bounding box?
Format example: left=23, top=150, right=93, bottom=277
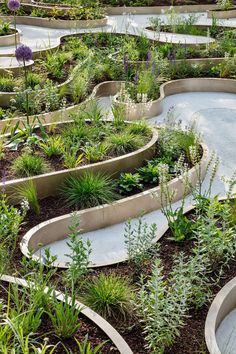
left=15, top=45, right=32, bottom=62
left=7, top=0, right=20, bottom=11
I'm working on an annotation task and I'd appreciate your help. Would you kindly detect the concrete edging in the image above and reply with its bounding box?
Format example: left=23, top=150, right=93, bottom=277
left=0, top=274, right=133, bottom=354
left=207, top=8, right=236, bottom=19
left=0, top=15, right=108, bottom=30
left=3, top=127, right=158, bottom=201
left=0, top=28, right=20, bottom=47
left=20, top=142, right=209, bottom=268
left=205, top=276, right=236, bottom=354
left=113, top=78, right=236, bottom=120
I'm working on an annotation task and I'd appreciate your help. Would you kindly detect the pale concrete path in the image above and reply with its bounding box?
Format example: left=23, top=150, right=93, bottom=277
left=37, top=91, right=236, bottom=266
left=216, top=308, right=236, bottom=354
left=2, top=10, right=236, bottom=57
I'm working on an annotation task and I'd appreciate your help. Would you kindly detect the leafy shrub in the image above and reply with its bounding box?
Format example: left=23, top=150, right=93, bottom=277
left=83, top=143, right=108, bottom=163
left=138, top=162, right=159, bottom=184
left=26, top=73, right=43, bottom=89
left=61, top=173, right=118, bottom=208
left=12, top=153, right=50, bottom=177
left=83, top=273, right=133, bottom=320
left=117, top=172, right=143, bottom=194
left=63, top=148, right=83, bottom=169
left=124, top=217, right=157, bottom=266
left=39, top=135, right=63, bottom=157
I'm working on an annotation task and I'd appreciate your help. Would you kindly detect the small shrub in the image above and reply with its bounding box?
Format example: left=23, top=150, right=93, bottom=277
left=138, top=162, right=159, bottom=184
left=61, top=173, right=118, bottom=209
left=83, top=143, right=108, bottom=163
left=26, top=72, right=43, bottom=89
left=117, top=172, right=143, bottom=194
left=39, top=135, right=63, bottom=157
left=83, top=273, right=133, bottom=320
left=0, top=76, right=14, bottom=92
left=63, top=148, right=83, bottom=169
left=12, top=153, right=50, bottom=177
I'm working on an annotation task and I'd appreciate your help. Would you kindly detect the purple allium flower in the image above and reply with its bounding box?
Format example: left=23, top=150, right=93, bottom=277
left=146, top=51, right=151, bottom=68
left=123, top=53, right=128, bottom=74
left=15, top=45, right=32, bottom=62
left=7, top=0, right=20, bottom=11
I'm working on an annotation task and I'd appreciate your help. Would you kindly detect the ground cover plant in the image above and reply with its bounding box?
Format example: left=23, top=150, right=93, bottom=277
left=0, top=103, right=152, bottom=180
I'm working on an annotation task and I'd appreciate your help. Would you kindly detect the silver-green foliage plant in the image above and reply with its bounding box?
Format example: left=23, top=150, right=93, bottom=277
left=136, top=194, right=236, bottom=353
left=124, top=217, right=157, bottom=266
left=65, top=215, right=92, bottom=287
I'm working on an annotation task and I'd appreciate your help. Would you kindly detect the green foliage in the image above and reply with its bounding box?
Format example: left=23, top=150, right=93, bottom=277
left=75, top=334, right=106, bottom=354
left=44, top=52, right=72, bottom=79
left=117, top=172, right=143, bottom=194
left=16, top=180, right=40, bottom=215
left=48, top=293, right=81, bottom=339
left=0, top=76, right=14, bottom=92
left=26, top=72, right=43, bottom=89
left=12, top=153, right=50, bottom=177
left=124, top=217, right=157, bottom=266
left=105, top=132, right=144, bottom=156
left=63, top=148, right=84, bottom=169
left=39, top=135, right=63, bottom=158
left=65, top=215, right=92, bottom=287
left=61, top=173, right=118, bottom=209
left=138, top=162, right=159, bottom=184
left=83, top=273, right=133, bottom=320
left=82, top=143, right=108, bottom=163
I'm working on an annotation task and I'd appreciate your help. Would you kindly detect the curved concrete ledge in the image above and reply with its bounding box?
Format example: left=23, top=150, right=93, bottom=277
left=205, top=276, right=236, bottom=354
left=0, top=80, right=123, bottom=133
left=0, top=28, right=20, bottom=47
left=113, top=78, right=236, bottom=121
left=20, top=142, right=209, bottom=267
left=207, top=8, right=236, bottom=19
left=1, top=78, right=236, bottom=130
left=0, top=15, right=108, bottom=30
left=0, top=56, right=34, bottom=76
left=109, top=51, right=227, bottom=68
left=106, top=4, right=218, bottom=15
left=0, top=274, right=133, bottom=354
left=3, top=127, right=158, bottom=202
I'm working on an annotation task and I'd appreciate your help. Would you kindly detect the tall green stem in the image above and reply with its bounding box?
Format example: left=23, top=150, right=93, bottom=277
left=23, top=59, right=29, bottom=126
left=14, top=12, right=17, bottom=49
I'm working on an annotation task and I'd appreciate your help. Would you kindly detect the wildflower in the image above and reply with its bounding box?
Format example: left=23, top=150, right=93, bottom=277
left=15, top=45, right=32, bottom=62
left=7, top=0, right=20, bottom=11
left=123, top=53, right=128, bottom=74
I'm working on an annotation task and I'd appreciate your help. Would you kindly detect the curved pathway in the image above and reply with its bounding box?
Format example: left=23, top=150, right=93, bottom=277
left=36, top=91, right=236, bottom=266
left=2, top=10, right=236, bottom=57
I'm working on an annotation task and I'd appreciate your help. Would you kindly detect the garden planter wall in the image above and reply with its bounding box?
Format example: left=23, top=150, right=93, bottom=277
left=113, top=78, right=236, bottom=121
left=20, top=143, right=209, bottom=267
left=0, top=28, right=20, bottom=47
left=1, top=78, right=236, bottom=132
left=106, top=4, right=218, bottom=15
left=3, top=128, right=158, bottom=202
left=205, top=276, right=236, bottom=354
left=0, top=80, right=123, bottom=133
left=0, top=57, right=34, bottom=76
left=0, top=15, right=108, bottom=30
left=0, top=274, right=133, bottom=354
left=207, top=8, right=236, bottom=19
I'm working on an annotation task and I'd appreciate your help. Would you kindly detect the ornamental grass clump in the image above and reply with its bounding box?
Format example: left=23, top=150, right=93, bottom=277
left=83, top=273, right=134, bottom=320
left=12, top=153, right=50, bottom=177
left=105, top=132, right=144, bottom=156
left=61, top=173, right=118, bottom=209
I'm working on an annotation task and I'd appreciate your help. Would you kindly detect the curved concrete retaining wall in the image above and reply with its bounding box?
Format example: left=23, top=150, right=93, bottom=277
left=0, top=274, right=133, bottom=354
left=106, top=4, right=218, bottom=15
left=20, top=143, right=209, bottom=267
left=0, top=80, right=123, bottom=133
left=0, top=29, right=20, bottom=46
left=1, top=78, right=236, bottom=131
left=3, top=128, right=158, bottom=202
left=0, top=57, right=34, bottom=76
left=207, top=8, right=236, bottom=19
left=113, top=78, right=236, bottom=121
left=0, top=15, right=108, bottom=30
left=205, top=276, right=236, bottom=354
